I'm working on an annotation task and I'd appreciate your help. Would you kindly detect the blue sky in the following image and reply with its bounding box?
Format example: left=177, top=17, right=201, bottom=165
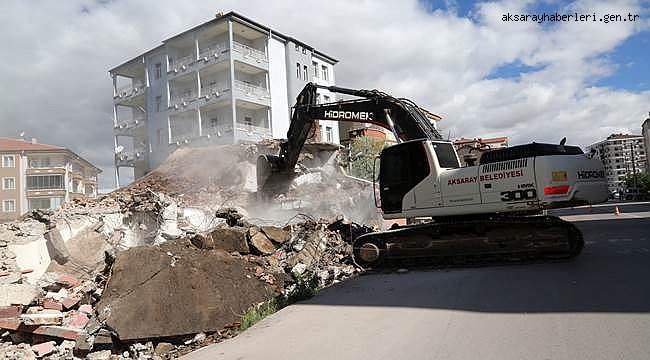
left=424, top=0, right=650, bottom=90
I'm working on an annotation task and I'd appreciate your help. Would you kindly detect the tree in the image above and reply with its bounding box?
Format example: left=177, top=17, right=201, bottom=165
left=348, top=136, right=385, bottom=181
left=623, top=172, right=650, bottom=195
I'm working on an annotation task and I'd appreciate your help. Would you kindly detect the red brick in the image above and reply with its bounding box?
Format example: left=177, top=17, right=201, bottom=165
left=78, top=304, right=92, bottom=314
left=61, top=297, right=80, bottom=310
left=31, top=341, right=56, bottom=357
left=42, top=299, right=63, bottom=311
left=0, top=317, right=21, bottom=330
left=19, top=324, right=83, bottom=340
left=0, top=305, right=22, bottom=318
left=57, top=274, right=81, bottom=288
left=63, top=312, right=89, bottom=329
left=0, top=271, right=10, bottom=277
left=20, top=269, right=34, bottom=274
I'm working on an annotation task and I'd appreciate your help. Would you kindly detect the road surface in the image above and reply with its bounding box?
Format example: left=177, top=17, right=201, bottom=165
left=184, top=201, right=650, bottom=360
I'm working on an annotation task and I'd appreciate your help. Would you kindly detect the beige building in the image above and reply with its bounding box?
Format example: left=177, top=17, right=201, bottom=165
left=0, top=138, right=101, bottom=222
left=586, top=133, right=647, bottom=193
left=453, top=136, right=509, bottom=166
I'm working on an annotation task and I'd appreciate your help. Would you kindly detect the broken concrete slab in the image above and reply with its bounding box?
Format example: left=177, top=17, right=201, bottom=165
left=249, top=230, right=276, bottom=255
left=189, top=225, right=249, bottom=254
left=44, top=227, right=70, bottom=265
left=95, top=239, right=273, bottom=340
left=31, top=341, right=56, bottom=357
left=20, top=310, right=63, bottom=326
left=261, top=226, right=290, bottom=244
left=0, top=283, right=42, bottom=306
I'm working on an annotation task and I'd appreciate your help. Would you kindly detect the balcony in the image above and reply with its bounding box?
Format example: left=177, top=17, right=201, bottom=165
left=234, top=80, right=270, bottom=106
left=114, top=81, right=146, bottom=101
left=169, top=89, right=199, bottom=110
left=232, top=42, right=268, bottom=70
left=167, top=53, right=197, bottom=77
left=115, top=148, right=146, bottom=167
left=197, top=44, right=229, bottom=68
left=199, top=82, right=231, bottom=106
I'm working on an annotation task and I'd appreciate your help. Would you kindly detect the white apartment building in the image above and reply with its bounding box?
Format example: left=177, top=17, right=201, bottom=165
left=587, top=134, right=647, bottom=193
left=110, top=11, right=339, bottom=186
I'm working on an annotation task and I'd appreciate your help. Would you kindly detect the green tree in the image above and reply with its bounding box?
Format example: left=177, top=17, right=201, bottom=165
left=348, top=136, right=385, bottom=181
left=623, top=172, right=650, bottom=195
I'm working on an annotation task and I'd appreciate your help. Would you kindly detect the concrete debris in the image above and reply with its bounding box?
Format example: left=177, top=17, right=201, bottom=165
left=0, top=142, right=371, bottom=358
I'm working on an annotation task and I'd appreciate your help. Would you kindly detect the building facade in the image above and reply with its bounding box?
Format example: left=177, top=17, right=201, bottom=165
left=587, top=134, right=647, bottom=193
left=453, top=137, right=509, bottom=166
left=642, top=113, right=650, bottom=173
left=0, top=138, right=101, bottom=222
left=110, top=11, right=339, bottom=186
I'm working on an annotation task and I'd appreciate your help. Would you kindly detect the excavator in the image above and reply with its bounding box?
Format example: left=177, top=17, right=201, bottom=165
left=257, top=83, right=608, bottom=268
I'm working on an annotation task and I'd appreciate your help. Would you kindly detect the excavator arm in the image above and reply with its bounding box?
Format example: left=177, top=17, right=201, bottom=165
left=257, top=82, right=442, bottom=193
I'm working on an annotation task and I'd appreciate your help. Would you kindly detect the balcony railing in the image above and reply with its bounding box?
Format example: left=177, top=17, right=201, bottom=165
left=199, top=43, right=228, bottom=60
left=202, top=124, right=234, bottom=137
left=234, top=80, right=270, bottom=99
left=201, top=82, right=230, bottom=99
left=232, top=42, right=267, bottom=63
left=170, top=129, right=200, bottom=144
left=114, top=116, right=146, bottom=132
left=170, top=89, right=199, bottom=107
left=168, top=54, right=196, bottom=73
left=115, top=82, right=146, bottom=99
left=236, top=123, right=272, bottom=137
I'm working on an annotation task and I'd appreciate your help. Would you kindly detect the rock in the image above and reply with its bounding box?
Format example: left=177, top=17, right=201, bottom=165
left=0, top=273, right=21, bottom=286
left=42, top=298, right=63, bottom=311
left=0, top=283, right=42, bottom=306
left=86, top=349, right=112, bottom=360
left=249, top=230, right=276, bottom=255
left=260, top=226, right=289, bottom=244
left=291, top=263, right=308, bottom=275
left=63, top=311, right=89, bottom=329
left=78, top=304, right=93, bottom=314
left=95, top=239, right=272, bottom=340
left=154, top=342, right=175, bottom=355
left=190, top=225, right=249, bottom=254
left=31, top=341, right=56, bottom=357
left=44, top=228, right=70, bottom=264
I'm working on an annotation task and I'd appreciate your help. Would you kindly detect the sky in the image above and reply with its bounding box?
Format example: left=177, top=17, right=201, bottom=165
left=0, top=0, right=649, bottom=190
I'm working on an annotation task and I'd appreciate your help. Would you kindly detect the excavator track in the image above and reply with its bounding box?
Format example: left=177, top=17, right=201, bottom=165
left=352, top=215, right=583, bottom=269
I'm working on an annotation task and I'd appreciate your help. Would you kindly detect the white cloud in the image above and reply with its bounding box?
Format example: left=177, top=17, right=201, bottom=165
left=0, top=0, right=648, bottom=189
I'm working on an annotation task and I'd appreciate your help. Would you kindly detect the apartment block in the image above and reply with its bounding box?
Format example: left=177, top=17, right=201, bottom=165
left=641, top=113, right=650, bottom=174
left=587, top=134, right=647, bottom=193
left=453, top=136, right=509, bottom=166
left=0, top=138, right=101, bottom=222
left=110, top=11, right=339, bottom=186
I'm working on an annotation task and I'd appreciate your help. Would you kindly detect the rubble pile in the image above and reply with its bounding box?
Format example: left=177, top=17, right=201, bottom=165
left=0, top=142, right=373, bottom=358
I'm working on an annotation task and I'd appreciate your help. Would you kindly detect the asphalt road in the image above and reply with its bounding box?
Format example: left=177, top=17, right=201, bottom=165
left=185, top=201, right=650, bottom=360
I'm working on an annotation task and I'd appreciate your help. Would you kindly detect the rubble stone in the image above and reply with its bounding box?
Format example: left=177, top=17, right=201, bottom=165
left=95, top=239, right=273, bottom=340
left=249, top=230, right=276, bottom=255
left=86, top=349, right=112, bottom=360
left=20, top=310, right=64, bottom=325
left=190, top=226, right=249, bottom=254
left=31, top=341, right=56, bottom=357
left=154, top=342, right=174, bottom=355
left=260, top=226, right=290, bottom=244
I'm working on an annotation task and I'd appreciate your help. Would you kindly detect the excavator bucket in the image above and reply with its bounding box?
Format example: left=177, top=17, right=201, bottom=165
left=256, top=154, right=293, bottom=197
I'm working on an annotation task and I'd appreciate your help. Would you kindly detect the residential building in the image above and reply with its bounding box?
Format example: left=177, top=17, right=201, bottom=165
left=453, top=136, right=509, bottom=166
left=641, top=113, right=650, bottom=174
left=110, top=11, right=338, bottom=186
left=587, top=134, right=647, bottom=193
left=0, top=138, right=101, bottom=222
left=342, top=110, right=442, bottom=146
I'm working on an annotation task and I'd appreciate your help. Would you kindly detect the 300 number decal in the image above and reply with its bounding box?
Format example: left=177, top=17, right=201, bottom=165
left=500, top=189, right=537, bottom=202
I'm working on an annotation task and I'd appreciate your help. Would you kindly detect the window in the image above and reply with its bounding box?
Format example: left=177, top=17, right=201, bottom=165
left=325, top=126, right=333, bottom=143
left=29, top=157, right=53, bottom=168
left=2, top=155, right=15, bottom=168
left=28, top=197, right=63, bottom=211
left=26, top=175, right=64, bottom=190
left=302, top=47, right=307, bottom=55
left=156, top=129, right=162, bottom=145
left=296, top=63, right=301, bottom=79
left=244, top=116, right=253, bottom=127
left=312, top=61, right=318, bottom=79
left=316, top=94, right=321, bottom=104
left=2, top=177, right=15, bottom=190
left=323, top=95, right=330, bottom=103
left=321, top=65, right=329, bottom=81
left=155, top=63, right=162, bottom=79
left=2, top=199, right=15, bottom=212
left=156, top=95, right=162, bottom=112
left=303, top=65, right=308, bottom=81
left=295, top=44, right=299, bottom=51
left=319, top=125, right=323, bottom=140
